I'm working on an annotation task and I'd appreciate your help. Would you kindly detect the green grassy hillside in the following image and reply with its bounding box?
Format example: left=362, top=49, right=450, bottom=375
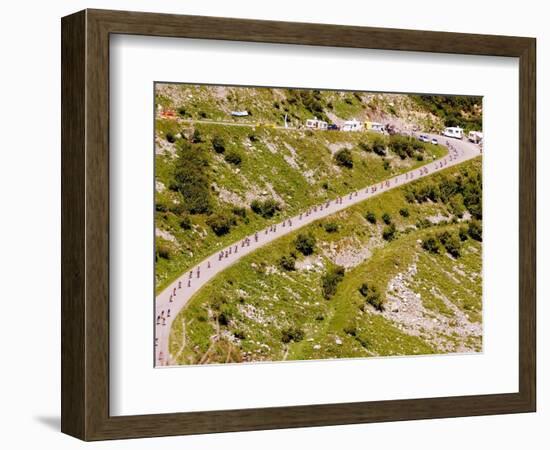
left=169, top=158, right=483, bottom=364
left=155, top=120, right=446, bottom=293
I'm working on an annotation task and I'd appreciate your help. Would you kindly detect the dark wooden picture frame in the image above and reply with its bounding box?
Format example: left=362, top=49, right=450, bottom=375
left=61, top=9, right=536, bottom=441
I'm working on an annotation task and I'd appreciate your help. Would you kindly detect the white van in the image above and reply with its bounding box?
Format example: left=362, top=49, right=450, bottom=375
left=442, top=126, right=464, bottom=139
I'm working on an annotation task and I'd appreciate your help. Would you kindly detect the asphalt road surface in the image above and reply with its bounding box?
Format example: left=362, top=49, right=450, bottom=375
left=154, top=133, right=481, bottom=366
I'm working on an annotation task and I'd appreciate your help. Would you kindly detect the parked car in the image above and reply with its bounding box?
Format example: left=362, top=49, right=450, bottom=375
left=431, top=138, right=438, bottom=145
left=419, top=134, right=429, bottom=142
left=327, top=124, right=340, bottom=130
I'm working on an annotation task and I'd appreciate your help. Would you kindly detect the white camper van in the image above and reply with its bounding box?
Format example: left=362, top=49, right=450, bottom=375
left=342, top=119, right=362, bottom=132
left=305, top=118, right=328, bottom=130
left=442, top=126, right=464, bottom=139
left=468, top=131, right=483, bottom=144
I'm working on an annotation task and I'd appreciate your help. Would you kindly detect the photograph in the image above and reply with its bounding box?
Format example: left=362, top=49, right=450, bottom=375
left=153, top=84, right=483, bottom=366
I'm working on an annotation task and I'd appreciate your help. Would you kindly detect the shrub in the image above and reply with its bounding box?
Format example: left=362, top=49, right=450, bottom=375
left=231, top=207, right=247, bottom=218
left=250, top=198, right=281, bottom=218
left=321, top=265, right=345, bottom=299
left=156, top=240, right=172, bottom=259
left=192, top=129, right=203, bottom=143
left=382, top=223, right=397, bottom=241
left=248, top=133, right=259, bottom=142
left=179, top=214, right=192, bottom=230
left=177, top=107, right=186, bottom=117
left=399, top=208, right=410, bottom=218
left=233, top=330, right=246, bottom=340
left=324, top=222, right=339, bottom=233
left=173, top=141, right=212, bottom=214
left=459, top=226, right=469, bottom=241
left=198, top=111, right=207, bottom=119
left=155, top=202, right=168, bottom=213
left=449, top=193, right=465, bottom=218
left=383, top=159, right=391, bottom=170
left=468, top=219, right=483, bottom=241
left=343, top=325, right=357, bottom=336
left=166, top=132, right=176, bottom=143
left=437, top=230, right=462, bottom=257
left=422, top=236, right=440, bottom=254
left=334, top=148, right=354, bottom=168
left=278, top=255, right=296, bottom=271
left=365, top=211, right=377, bottom=224
left=224, top=150, right=242, bottom=166
left=359, top=283, right=384, bottom=311
left=295, top=233, right=316, bottom=256
left=206, top=213, right=235, bottom=236
left=382, top=212, right=392, bottom=225
left=212, top=135, right=225, bottom=153
left=281, top=327, right=304, bottom=343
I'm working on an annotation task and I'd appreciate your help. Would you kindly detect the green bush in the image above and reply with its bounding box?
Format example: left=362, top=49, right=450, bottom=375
left=172, top=141, right=212, bottom=214
left=250, top=198, right=281, bottom=218
left=295, top=233, right=316, bottom=256
left=212, top=135, right=225, bottom=153
left=206, top=213, right=235, bottom=236
left=166, top=132, right=176, bottom=143
left=334, top=148, right=353, bottom=168
left=224, top=150, right=242, bottom=166
left=468, top=219, right=483, bottom=241
left=324, top=222, right=339, bottom=233
left=155, top=202, right=168, bottom=213
left=382, top=223, right=397, bottom=241
left=382, top=212, right=392, bottom=225
left=192, top=129, right=203, bottom=143
left=156, top=241, right=171, bottom=260
left=422, top=236, right=441, bottom=254
left=179, top=214, right=192, bottom=230
left=231, top=207, right=247, bottom=218
left=459, top=226, right=469, bottom=241
left=399, top=208, right=410, bottom=218
left=365, top=211, right=377, bottom=224
left=359, top=283, right=384, bottom=311
left=278, top=254, right=296, bottom=271
left=437, top=230, right=462, bottom=257
left=321, top=265, right=345, bottom=299
left=281, top=327, right=304, bottom=343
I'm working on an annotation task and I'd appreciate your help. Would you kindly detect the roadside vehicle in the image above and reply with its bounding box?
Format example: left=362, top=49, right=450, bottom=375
left=442, top=126, right=464, bottom=139
left=418, top=134, right=429, bottom=142
left=327, top=124, right=339, bottom=130
left=431, top=138, right=438, bottom=145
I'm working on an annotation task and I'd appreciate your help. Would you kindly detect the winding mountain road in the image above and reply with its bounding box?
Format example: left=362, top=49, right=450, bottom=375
left=154, top=133, right=481, bottom=366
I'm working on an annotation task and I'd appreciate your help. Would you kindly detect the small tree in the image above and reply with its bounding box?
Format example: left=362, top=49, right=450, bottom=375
left=359, top=282, right=384, bottom=311
left=179, top=214, right=192, bottom=230
left=166, top=132, right=176, bottom=143
left=321, top=265, right=345, bottom=299
left=224, top=150, right=242, bottom=166
left=334, top=148, right=354, bottom=168
left=278, top=255, right=296, bottom=271
left=212, top=135, right=225, bottom=153
left=324, top=222, right=339, bottom=233
left=192, top=128, right=203, bottom=143
left=399, top=208, right=410, bottom=218
left=468, top=220, right=483, bottom=241
left=281, top=327, right=304, bottom=343
left=382, top=223, right=397, bottom=241
left=206, top=213, right=234, bottom=236
left=382, top=212, right=392, bottom=225
left=365, top=211, right=377, bottom=224
left=422, top=235, right=440, bottom=254
left=295, top=233, right=316, bottom=255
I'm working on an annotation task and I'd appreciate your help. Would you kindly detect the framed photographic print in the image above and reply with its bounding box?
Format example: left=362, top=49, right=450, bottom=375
left=61, top=9, right=536, bottom=440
